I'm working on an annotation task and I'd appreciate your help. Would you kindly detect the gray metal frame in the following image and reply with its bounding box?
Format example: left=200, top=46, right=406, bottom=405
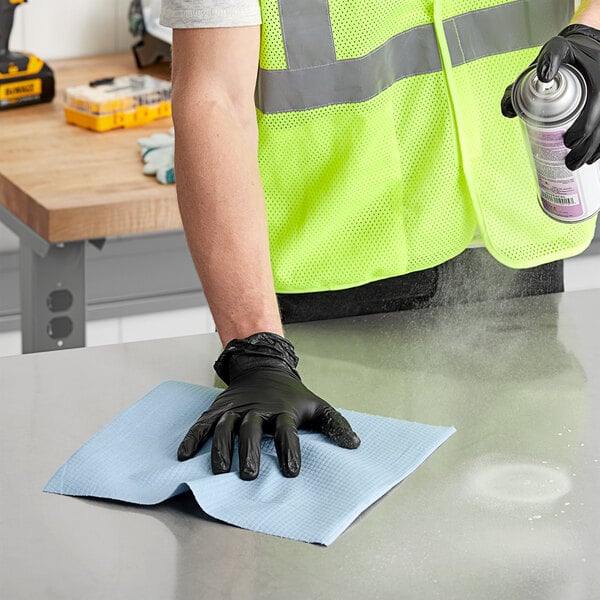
left=0, top=202, right=50, bottom=257
left=1, top=229, right=205, bottom=330
left=0, top=203, right=206, bottom=352
left=0, top=204, right=89, bottom=353
left=19, top=242, right=86, bottom=353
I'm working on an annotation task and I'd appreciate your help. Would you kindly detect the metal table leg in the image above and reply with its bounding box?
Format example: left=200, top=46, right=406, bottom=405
left=0, top=203, right=91, bottom=353
left=20, top=242, right=86, bottom=353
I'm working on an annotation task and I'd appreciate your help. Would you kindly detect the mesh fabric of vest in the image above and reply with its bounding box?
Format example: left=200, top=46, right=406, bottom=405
left=257, top=0, right=596, bottom=293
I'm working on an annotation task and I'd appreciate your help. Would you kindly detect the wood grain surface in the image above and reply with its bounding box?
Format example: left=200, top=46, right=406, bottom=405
left=0, top=53, right=182, bottom=242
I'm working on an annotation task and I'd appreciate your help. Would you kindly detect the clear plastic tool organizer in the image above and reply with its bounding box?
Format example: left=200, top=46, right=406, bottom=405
left=63, top=75, right=172, bottom=132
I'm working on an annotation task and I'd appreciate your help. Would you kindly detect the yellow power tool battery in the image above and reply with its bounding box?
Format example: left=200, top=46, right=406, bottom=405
left=0, top=52, right=54, bottom=109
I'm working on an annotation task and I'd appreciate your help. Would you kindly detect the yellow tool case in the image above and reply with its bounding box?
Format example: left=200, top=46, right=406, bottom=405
left=64, top=75, right=171, bottom=132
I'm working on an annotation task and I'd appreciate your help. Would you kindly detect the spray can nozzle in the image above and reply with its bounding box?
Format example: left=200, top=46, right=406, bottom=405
left=533, top=77, right=558, bottom=93
left=530, top=73, right=561, bottom=96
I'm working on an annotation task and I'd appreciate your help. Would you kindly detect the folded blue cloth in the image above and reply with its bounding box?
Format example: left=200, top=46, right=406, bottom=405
left=44, top=381, right=455, bottom=545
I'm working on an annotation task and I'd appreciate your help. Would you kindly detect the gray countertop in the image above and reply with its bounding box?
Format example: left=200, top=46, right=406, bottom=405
left=2, top=290, right=600, bottom=599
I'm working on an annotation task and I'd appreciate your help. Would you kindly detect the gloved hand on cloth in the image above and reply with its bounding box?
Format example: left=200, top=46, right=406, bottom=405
left=177, top=332, right=361, bottom=480
left=137, top=127, right=175, bottom=184
left=501, top=24, right=600, bottom=171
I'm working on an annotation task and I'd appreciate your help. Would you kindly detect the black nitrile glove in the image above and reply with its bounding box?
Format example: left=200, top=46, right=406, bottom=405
left=501, top=24, right=600, bottom=170
left=177, top=332, right=361, bottom=480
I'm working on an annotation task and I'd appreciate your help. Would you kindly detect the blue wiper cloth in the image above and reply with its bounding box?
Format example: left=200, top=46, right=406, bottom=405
left=44, top=381, right=455, bottom=545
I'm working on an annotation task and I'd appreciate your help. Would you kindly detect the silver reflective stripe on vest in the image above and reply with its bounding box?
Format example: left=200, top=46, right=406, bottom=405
left=257, top=0, right=571, bottom=114
left=279, top=0, right=336, bottom=69
left=444, top=0, right=574, bottom=66
left=256, top=24, right=441, bottom=114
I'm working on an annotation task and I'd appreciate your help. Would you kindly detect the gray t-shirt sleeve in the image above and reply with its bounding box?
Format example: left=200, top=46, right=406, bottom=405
left=160, top=0, right=262, bottom=29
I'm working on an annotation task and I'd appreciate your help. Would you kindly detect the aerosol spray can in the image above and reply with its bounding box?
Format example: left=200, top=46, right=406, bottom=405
left=511, top=64, right=600, bottom=222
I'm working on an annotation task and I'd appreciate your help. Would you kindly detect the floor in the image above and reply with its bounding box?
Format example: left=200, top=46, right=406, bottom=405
left=0, top=255, right=597, bottom=358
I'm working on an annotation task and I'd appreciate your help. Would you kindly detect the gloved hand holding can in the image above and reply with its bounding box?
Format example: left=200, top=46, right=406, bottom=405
left=501, top=24, right=600, bottom=222
left=502, top=24, right=600, bottom=171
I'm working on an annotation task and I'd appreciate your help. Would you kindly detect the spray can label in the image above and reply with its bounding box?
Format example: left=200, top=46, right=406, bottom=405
left=526, top=126, right=584, bottom=219
left=512, top=64, right=600, bottom=223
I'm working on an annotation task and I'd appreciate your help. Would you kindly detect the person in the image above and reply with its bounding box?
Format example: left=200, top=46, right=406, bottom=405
left=159, top=0, right=600, bottom=480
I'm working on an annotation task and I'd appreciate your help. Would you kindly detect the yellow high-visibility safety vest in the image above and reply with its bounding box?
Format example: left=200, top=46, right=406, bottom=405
left=256, top=0, right=596, bottom=293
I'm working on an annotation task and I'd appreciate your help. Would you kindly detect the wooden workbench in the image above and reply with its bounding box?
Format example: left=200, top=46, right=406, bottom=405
left=0, top=52, right=180, bottom=242
left=0, top=53, right=182, bottom=353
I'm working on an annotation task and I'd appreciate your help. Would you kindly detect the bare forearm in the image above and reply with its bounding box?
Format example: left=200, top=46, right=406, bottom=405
left=572, top=0, right=600, bottom=28
left=172, top=102, right=283, bottom=345
left=173, top=101, right=283, bottom=346
left=170, top=26, right=284, bottom=348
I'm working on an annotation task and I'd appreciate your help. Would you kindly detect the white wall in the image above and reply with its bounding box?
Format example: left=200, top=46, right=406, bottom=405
left=11, top=0, right=581, bottom=60
left=1, top=0, right=136, bottom=251
left=10, top=0, right=133, bottom=60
